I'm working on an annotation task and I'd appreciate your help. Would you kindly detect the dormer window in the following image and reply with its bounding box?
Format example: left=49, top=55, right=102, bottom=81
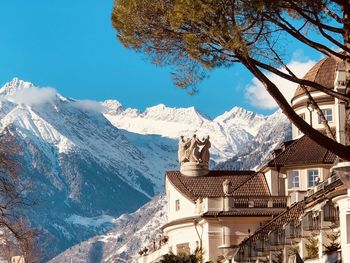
left=308, top=169, right=319, bottom=187
left=175, top=199, right=180, bottom=211
left=318, top=109, right=333, bottom=124
left=288, top=170, right=300, bottom=189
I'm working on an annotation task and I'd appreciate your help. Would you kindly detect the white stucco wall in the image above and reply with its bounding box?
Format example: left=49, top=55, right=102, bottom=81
left=285, top=166, right=327, bottom=193
left=334, top=194, right=350, bottom=263
left=264, top=169, right=280, bottom=195
left=292, top=94, right=336, bottom=140
left=164, top=222, right=202, bottom=255
left=166, top=177, right=196, bottom=222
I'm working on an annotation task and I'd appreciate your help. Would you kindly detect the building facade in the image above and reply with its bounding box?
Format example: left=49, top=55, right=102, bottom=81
left=138, top=56, right=350, bottom=263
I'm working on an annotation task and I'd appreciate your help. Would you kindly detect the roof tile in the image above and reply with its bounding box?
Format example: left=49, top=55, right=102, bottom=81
left=293, top=56, right=340, bottom=98
left=267, top=135, right=336, bottom=167
left=166, top=170, right=270, bottom=203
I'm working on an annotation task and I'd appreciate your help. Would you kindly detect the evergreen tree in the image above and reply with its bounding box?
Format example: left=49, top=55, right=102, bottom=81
left=112, top=0, right=350, bottom=160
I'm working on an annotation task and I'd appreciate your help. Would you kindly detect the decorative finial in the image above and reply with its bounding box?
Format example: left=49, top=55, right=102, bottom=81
left=223, top=179, right=231, bottom=196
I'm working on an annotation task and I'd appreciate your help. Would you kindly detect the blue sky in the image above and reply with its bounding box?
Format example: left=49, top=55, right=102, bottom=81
left=0, top=0, right=322, bottom=118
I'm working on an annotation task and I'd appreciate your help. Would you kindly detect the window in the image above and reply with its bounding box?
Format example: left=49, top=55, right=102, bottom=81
left=297, top=113, right=305, bottom=135
left=308, top=169, right=319, bottom=187
left=318, top=109, right=333, bottom=124
left=288, top=170, right=299, bottom=189
left=175, top=199, right=180, bottom=211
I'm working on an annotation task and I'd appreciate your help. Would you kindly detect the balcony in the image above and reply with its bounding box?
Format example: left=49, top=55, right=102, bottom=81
left=199, top=196, right=289, bottom=215
left=255, top=238, right=270, bottom=257
left=285, top=221, right=302, bottom=240
left=302, top=212, right=321, bottom=233
left=138, top=244, right=170, bottom=263
left=231, top=196, right=288, bottom=209
left=268, top=229, right=286, bottom=250
left=234, top=248, right=246, bottom=263
left=137, top=237, right=170, bottom=263
left=234, top=244, right=258, bottom=263
left=322, top=201, right=340, bottom=227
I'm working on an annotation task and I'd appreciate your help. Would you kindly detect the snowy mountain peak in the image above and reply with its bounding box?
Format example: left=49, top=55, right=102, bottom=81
left=213, top=106, right=268, bottom=137
left=0, top=78, right=35, bottom=96
left=214, top=106, right=262, bottom=123
left=143, top=104, right=210, bottom=122
left=102, top=100, right=124, bottom=114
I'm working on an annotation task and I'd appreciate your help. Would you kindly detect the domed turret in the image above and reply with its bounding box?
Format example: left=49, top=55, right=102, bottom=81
left=291, top=56, right=346, bottom=143
left=292, top=57, right=340, bottom=103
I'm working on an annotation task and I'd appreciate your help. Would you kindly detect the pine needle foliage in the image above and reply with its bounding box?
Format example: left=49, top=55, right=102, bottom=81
left=112, top=0, right=350, bottom=159
left=323, top=226, right=341, bottom=254
left=304, top=233, right=319, bottom=260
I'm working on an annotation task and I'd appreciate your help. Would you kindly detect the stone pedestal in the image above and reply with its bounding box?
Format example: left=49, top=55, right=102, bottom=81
left=180, top=162, right=209, bottom=176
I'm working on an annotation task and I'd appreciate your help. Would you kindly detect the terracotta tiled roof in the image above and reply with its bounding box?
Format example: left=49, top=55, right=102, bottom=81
left=292, top=56, right=343, bottom=99
left=267, top=135, right=336, bottom=167
left=166, top=171, right=270, bottom=203
left=202, top=208, right=285, bottom=217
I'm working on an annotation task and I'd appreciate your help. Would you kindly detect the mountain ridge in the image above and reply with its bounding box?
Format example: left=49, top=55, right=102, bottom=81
left=0, top=78, right=291, bottom=261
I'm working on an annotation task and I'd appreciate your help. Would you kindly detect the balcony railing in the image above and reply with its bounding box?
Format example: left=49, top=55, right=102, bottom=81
left=255, top=238, right=270, bottom=257
left=138, top=244, right=170, bottom=263
left=231, top=196, right=288, bottom=209
left=268, top=229, right=286, bottom=249
left=323, top=201, right=340, bottom=226
left=285, top=222, right=302, bottom=240
left=138, top=237, right=169, bottom=263
left=302, top=212, right=321, bottom=232
left=235, top=244, right=258, bottom=263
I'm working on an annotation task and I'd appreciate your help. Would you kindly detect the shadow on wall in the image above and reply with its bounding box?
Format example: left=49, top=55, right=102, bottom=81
left=88, top=241, right=104, bottom=263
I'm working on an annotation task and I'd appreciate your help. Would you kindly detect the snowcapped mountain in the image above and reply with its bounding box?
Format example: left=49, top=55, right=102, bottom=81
left=0, top=79, right=175, bottom=259
left=103, top=102, right=270, bottom=163
left=0, top=78, right=290, bottom=261
left=49, top=110, right=291, bottom=263
left=215, top=109, right=292, bottom=170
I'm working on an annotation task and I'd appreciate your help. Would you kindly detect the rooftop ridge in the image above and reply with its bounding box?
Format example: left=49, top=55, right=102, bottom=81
left=165, top=170, right=268, bottom=203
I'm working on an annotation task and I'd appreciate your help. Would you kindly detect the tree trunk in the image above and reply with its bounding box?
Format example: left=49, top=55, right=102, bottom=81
left=343, top=1, right=350, bottom=147
left=241, top=55, right=350, bottom=161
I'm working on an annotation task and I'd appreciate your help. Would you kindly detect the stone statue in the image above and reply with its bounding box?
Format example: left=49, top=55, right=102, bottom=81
left=178, top=136, right=190, bottom=164
left=186, top=135, right=202, bottom=163
left=200, top=135, right=211, bottom=164
left=178, top=134, right=211, bottom=165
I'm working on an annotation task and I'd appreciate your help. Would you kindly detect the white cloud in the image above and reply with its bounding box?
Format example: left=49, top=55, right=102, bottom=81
left=73, top=100, right=105, bottom=113
left=245, top=59, right=316, bottom=109
left=10, top=87, right=57, bottom=106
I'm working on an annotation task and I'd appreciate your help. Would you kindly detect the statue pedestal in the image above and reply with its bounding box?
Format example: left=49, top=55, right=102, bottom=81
left=180, top=162, right=209, bottom=176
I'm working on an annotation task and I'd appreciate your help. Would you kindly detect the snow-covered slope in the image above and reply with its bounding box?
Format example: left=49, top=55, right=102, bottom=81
left=50, top=109, right=291, bottom=263
left=0, top=79, right=175, bottom=259
left=215, top=109, right=292, bottom=170
left=0, top=78, right=290, bottom=261
left=103, top=102, right=269, bottom=163
left=49, top=107, right=291, bottom=263
left=49, top=194, right=167, bottom=263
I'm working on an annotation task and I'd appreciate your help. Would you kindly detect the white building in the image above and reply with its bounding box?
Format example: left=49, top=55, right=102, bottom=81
left=138, top=56, right=350, bottom=263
